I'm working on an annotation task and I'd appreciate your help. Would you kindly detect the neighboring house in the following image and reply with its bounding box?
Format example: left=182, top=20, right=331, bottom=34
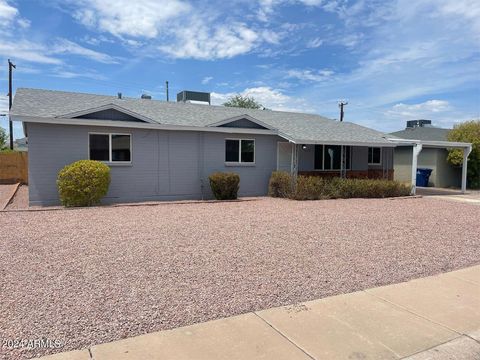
left=13, top=137, right=28, bottom=151
left=390, top=120, right=461, bottom=188
left=10, top=88, right=468, bottom=205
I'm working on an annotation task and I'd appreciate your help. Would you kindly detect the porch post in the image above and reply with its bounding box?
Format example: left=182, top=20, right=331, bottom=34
left=291, top=143, right=299, bottom=179
left=461, top=146, right=472, bottom=193
left=411, top=143, right=423, bottom=195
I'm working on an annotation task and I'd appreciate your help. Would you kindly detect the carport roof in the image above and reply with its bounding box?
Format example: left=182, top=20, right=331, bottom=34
left=11, top=88, right=395, bottom=146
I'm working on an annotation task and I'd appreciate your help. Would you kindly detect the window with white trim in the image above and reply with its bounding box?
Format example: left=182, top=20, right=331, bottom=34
left=368, top=147, right=381, bottom=165
left=314, top=145, right=351, bottom=170
left=225, top=139, right=255, bottom=163
left=89, top=133, right=131, bottom=163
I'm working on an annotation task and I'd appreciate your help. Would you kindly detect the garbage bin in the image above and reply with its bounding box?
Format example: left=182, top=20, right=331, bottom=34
left=416, top=168, right=432, bottom=187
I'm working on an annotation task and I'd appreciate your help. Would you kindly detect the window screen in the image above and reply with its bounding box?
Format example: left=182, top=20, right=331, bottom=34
left=89, top=134, right=109, bottom=161
left=241, top=140, right=254, bottom=163
left=225, top=139, right=240, bottom=162
left=112, top=134, right=131, bottom=162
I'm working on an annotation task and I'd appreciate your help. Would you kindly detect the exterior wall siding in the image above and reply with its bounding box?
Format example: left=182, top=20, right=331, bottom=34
left=27, top=123, right=282, bottom=205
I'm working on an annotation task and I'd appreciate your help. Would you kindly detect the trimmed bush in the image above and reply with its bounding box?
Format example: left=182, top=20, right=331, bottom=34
left=209, top=172, right=240, bottom=200
left=269, top=173, right=411, bottom=200
left=57, top=160, right=111, bottom=207
left=268, top=171, right=293, bottom=198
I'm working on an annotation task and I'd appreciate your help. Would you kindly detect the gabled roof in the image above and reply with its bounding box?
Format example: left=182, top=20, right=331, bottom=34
left=390, top=127, right=450, bottom=142
left=11, top=88, right=394, bottom=146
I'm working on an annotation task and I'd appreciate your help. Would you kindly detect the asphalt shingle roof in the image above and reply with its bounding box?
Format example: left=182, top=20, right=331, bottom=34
left=390, top=127, right=451, bottom=142
left=11, top=88, right=393, bottom=145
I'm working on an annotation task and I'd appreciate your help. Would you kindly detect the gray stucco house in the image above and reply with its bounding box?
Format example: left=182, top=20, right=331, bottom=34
left=390, top=120, right=461, bottom=188
left=10, top=88, right=469, bottom=205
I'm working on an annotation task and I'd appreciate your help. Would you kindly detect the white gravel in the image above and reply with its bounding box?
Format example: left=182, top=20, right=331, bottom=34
left=0, top=197, right=479, bottom=359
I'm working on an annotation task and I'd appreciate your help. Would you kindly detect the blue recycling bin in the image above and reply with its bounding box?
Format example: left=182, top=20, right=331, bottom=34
left=416, top=168, right=432, bottom=187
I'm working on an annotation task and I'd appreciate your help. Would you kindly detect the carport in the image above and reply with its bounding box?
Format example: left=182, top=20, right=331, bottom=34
left=387, top=138, right=472, bottom=195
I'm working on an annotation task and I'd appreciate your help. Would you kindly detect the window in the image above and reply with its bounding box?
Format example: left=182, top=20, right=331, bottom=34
left=368, top=147, right=381, bottom=165
left=225, top=139, right=255, bottom=164
left=89, top=133, right=131, bottom=163
left=314, top=145, right=351, bottom=170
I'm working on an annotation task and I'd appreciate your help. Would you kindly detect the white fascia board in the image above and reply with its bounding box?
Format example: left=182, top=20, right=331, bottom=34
left=290, top=138, right=398, bottom=147
left=386, top=137, right=472, bottom=149
left=12, top=115, right=280, bottom=136
left=207, top=114, right=277, bottom=131
left=57, top=103, right=156, bottom=124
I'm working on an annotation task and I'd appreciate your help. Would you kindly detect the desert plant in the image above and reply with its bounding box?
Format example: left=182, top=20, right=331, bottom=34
left=209, top=172, right=240, bottom=200
left=57, top=160, right=111, bottom=207
left=291, top=177, right=410, bottom=200
left=447, top=120, right=480, bottom=189
left=268, top=171, right=293, bottom=198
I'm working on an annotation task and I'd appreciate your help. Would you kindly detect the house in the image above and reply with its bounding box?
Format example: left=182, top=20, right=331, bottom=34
left=10, top=88, right=471, bottom=205
left=390, top=120, right=461, bottom=188
left=13, top=137, right=28, bottom=151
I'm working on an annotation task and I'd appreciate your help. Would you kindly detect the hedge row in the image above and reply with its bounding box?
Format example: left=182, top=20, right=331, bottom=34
left=268, top=171, right=411, bottom=200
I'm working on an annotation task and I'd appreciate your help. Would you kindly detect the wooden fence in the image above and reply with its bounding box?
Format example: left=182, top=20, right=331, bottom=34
left=0, top=152, right=28, bottom=184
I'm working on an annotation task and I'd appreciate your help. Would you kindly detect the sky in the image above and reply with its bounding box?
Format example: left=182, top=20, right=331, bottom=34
left=0, top=0, right=479, bottom=139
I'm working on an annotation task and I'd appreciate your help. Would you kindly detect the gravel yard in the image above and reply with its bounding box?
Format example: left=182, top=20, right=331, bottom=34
left=1, top=197, right=479, bottom=359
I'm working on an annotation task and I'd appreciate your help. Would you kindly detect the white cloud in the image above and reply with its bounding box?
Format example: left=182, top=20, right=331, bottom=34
left=0, top=0, right=18, bottom=22
left=0, top=40, right=61, bottom=64
left=0, top=0, right=29, bottom=32
left=306, top=37, right=323, bottom=48
left=201, top=76, right=213, bottom=85
left=52, top=39, right=118, bottom=64
left=158, top=21, right=262, bottom=60
left=286, top=69, right=334, bottom=82
left=68, top=0, right=282, bottom=60
left=386, top=100, right=451, bottom=118
left=73, top=0, right=190, bottom=38
left=211, top=86, right=313, bottom=113
left=52, top=69, right=108, bottom=80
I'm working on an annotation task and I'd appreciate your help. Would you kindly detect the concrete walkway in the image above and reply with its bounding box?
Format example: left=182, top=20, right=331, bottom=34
left=418, top=187, right=480, bottom=206
left=38, top=265, right=480, bottom=360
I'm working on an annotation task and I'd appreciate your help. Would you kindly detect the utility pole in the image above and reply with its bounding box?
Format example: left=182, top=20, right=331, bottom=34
left=8, top=59, right=16, bottom=150
left=338, top=100, right=348, bottom=122
left=338, top=100, right=348, bottom=179
left=165, top=80, right=169, bottom=102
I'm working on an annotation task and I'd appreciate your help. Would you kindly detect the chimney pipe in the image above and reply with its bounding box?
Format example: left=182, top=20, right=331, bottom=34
left=117, top=92, right=122, bottom=99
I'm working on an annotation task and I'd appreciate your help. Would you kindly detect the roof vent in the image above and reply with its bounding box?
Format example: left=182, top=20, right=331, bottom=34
left=406, top=119, right=431, bottom=128
left=141, top=94, right=152, bottom=99
left=177, top=90, right=211, bottom=105
left=117, top=92, right=122, bottom=99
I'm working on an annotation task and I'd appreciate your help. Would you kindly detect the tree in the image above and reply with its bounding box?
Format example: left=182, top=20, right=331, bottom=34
left=447, top=120, right=480, bottom=189
left=223, top=94, right=262, bottom=109
left=0, top=126, right=7, bottom=149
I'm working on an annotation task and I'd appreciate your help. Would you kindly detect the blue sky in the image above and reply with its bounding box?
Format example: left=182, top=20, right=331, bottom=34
left=0, top=0, right=479, bottom=139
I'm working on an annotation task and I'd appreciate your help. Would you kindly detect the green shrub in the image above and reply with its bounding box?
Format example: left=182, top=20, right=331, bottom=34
left=57, top=160, right=111, bottom=207
left=268, top=171, right=293, bottom=198
left=209, top=172, right=240, bottom=200
left=290, top=176, right=411, bottom=200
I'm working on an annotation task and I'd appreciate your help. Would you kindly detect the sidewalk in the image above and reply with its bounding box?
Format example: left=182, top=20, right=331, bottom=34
left=38, top=265, right=480, bottom=360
